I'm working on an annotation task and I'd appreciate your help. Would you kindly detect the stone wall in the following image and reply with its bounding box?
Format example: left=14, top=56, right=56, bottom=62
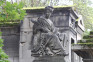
left=0, top=26, right=20, bottom=62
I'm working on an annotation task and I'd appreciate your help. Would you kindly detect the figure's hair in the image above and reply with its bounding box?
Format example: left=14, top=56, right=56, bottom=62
left=45, top=6, right=54, bottom=12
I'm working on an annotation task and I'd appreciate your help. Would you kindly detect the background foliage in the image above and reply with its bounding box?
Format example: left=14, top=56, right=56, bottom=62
left=21, top=0, right=93, bottom=31
left=2, top=0, right=93, bottom=31
left=72, top=0, right=93, bottom=30
left=0, top=0, right=26, bottom=22
left=8, top=0, right=93, bottom=31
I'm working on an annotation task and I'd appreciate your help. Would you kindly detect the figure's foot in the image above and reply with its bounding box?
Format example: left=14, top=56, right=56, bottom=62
left=56, top=53, right=69, bottom=56
left=62, top=53, right=69, bottom=56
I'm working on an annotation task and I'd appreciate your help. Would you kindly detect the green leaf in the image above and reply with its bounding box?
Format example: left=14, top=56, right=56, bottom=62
left=0, top=39, right=3, bottom=43
left=0, top=1, right=26, bottom=22
left=0, top=44, right=4, bottom=47
left=0, top=32, right=2, bottom=36
left=0, top=48, right=2, bottom=52
left=0, top=32, right=9, bottom=61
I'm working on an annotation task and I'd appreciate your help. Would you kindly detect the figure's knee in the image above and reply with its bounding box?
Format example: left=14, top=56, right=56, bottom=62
left=51, top=34, right=55, bottom=37
left=52, top=34, right=58, bottom=39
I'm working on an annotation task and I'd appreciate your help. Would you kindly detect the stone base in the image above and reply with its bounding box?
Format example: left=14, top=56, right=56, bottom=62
left=33, top=56, right=65, bottom=62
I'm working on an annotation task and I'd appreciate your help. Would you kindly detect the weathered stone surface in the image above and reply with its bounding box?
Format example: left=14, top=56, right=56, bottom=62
left=1, top=27, right=20, bottom=62
left=33, top=56, right=65, bottom=62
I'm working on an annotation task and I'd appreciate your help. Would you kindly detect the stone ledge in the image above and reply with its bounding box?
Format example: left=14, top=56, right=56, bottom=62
left=33, top=56, right=65, bottom=62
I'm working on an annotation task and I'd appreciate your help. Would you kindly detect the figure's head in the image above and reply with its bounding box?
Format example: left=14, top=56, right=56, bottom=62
left=44, top=6, right=54, bottom=19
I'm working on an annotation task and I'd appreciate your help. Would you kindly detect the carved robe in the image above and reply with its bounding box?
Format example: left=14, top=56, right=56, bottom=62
left=31, top=16, right=66, bottom=56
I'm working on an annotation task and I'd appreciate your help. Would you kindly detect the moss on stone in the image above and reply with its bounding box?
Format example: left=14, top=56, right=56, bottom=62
left=23, top=5, right=74, bottom=10
left=76, top=17, right=80, bottom=21
left=80, top=39, right=93, bottom=43
left=86, top=39, right=93, bottom=43
left=76, top=43, right=93, bottom=48
left=0, top=22, right=20, bottom=27
left=90, top=31, right=93, bottom=35
left=77, top=43, right=93, bottom=44
left=83, top=35, right=93, bottom=39
left=78, top=31, right=93, bottom=48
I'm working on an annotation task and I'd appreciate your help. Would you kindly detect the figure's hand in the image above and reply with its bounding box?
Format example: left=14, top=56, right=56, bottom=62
left=31, top=19, right=37, bottom=24
left=53, top=28, right=59, bottom=34
left=41, top=28, right=50, bottom=33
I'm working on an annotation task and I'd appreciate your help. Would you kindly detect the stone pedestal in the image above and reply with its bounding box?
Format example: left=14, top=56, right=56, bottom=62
left=33, top=56, right=65, bottom=62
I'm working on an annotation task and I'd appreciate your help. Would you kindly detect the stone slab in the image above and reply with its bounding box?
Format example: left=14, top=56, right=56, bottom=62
left=33, top=56, right=65, bottom=62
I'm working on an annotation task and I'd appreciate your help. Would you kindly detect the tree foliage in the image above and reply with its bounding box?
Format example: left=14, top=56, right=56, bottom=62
left=20, top=0, right=60, bottom=7
left=0, top=1, right=26, bottom=22
left=0, top=32, right=9, bottom=62
left=72, top=0, right=93, bottom=30
left=1, top=0, right=93, bottom=30
left=21, top=0, right=93, bottom=30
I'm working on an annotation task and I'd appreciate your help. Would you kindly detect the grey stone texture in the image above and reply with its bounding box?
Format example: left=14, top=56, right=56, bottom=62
left=33, top=56, right=65, bottom=62
left=1, top=26, right=20, bottom=62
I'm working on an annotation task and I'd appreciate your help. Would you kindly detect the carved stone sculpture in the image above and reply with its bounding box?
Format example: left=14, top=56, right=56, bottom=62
left=31, top=6, right=68, bottom=57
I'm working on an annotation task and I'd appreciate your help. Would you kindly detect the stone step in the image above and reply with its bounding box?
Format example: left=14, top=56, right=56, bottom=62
left=78, top=39, right=93, bottom=48
left=83, top=35, right=93, bottom=39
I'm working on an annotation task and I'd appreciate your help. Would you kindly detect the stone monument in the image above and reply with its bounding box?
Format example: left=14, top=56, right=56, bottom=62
left=1, top=6, right=85, bottom=62
left=31, top=6, right=68, bottom=62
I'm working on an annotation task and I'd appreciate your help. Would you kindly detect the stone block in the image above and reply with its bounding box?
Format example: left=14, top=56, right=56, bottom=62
left=33, top=56, right=65, bottom=62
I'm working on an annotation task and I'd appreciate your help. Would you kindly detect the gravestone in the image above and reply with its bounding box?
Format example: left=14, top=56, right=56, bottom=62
left=1, top=6, right=85, bottom=62
left=20, top=6, right=79, bottom=62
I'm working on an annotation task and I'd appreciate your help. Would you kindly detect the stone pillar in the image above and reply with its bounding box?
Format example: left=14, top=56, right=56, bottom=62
left=19, top=16, right=35, bottom=62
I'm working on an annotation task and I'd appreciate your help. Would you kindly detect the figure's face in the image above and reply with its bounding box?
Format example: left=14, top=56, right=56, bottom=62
left=45, top=8, right=53, bottom=19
